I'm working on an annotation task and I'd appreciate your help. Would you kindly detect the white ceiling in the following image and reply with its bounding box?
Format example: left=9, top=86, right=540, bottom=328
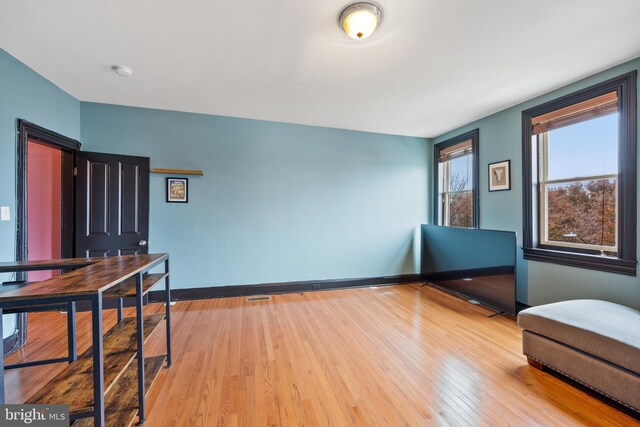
left=1, top=0, right=640, bottom=138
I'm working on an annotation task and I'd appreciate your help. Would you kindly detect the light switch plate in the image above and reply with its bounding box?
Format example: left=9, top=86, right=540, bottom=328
left=0, top=206, right=9, bottom=221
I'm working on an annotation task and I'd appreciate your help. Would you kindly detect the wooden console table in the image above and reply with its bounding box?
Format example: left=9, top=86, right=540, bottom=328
left=0, top=254, right=172, bottom=426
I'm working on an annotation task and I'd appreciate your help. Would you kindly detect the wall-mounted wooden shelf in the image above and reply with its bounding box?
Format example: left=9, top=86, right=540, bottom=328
left=150, top=168, right=204, bottom=176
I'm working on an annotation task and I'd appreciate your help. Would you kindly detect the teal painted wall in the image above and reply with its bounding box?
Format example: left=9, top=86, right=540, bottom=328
left=80, top=103, right=428, bottom=289
left=0, top=49, right=81, bottom=336
left=432, top=57, right=640, bottom=309
left=0, top=47, right=427, bottom=295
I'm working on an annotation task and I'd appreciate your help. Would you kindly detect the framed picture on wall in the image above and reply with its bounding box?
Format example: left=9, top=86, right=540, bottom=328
left=166, top=177, right=188, bottom=203
left=488, top=160, right=510, bottom=192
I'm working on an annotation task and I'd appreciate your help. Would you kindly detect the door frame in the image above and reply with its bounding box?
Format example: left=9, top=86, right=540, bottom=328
left=7, top=120, right=80, bottom=355
left=16, top=119, right=81, bottom=266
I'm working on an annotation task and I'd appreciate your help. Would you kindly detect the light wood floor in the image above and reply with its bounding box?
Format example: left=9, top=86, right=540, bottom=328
left=5, top=284, right=639, bottom=426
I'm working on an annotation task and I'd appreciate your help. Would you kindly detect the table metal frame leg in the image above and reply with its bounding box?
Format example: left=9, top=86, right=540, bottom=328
left=135, top=272, right=146, bottom=425
left=67, top=302, right=77, bottom=362
left=117, top=298, right=124, bottom=322
left=91, top=294, right=105, bottom=427
left=164, top=259, right=172, bottom=367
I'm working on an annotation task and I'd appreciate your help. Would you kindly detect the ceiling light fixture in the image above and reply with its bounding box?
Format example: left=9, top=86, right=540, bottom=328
left=339, top=2, right=382, bottom=40
left=112, top=65, right=133, bottom=77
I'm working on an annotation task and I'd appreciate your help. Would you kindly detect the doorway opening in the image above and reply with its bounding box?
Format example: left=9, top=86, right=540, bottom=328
left=17, top=120, right=79, bottom=269
left=4, top=120, right=80, bottom=355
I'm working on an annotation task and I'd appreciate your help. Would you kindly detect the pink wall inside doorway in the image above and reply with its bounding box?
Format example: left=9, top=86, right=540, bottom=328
left=27, top=140, right=62, bottom=281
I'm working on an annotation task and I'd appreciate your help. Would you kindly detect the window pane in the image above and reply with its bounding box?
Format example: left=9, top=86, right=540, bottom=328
left=448, top=154, right=472, bottom=191
left=448, top=191, right=473, bottom=228
left=546, top=178, right=616, bottom=247
left=547, top=113, right=618, bottom=180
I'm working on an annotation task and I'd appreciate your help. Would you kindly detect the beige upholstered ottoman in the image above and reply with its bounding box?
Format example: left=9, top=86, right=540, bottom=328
left=517, top=300, right=640, bottom=413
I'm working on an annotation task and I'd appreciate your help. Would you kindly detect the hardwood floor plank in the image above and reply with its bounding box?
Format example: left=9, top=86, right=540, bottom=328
left=6, top=284, right=639, bottom=426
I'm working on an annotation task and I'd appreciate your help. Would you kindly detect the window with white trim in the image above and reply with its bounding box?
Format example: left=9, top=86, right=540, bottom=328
left=535, top=91, right=619, bottom=254
left=434, top=129, right=479, bottom=228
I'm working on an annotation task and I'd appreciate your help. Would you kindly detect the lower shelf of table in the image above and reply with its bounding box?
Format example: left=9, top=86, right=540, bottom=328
left=72, top=355, right=166, bottom=427
left=26, top=314, right=165, bottom=414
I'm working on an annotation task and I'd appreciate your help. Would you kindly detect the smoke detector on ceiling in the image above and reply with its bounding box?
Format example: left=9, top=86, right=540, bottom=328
left=112, top=65, right=133, bottom=77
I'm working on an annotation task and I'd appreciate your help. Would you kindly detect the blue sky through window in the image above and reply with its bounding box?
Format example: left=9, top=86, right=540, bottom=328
left=449, top=154, right=472, bottom=191
left=547, top=113, right=618, bottom=180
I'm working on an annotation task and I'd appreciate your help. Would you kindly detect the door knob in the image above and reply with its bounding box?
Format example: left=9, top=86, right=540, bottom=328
left=139, top=240, right=148, bottom=247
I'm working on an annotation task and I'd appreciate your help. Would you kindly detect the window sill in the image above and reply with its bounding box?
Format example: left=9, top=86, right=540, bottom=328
left=522, top=247, right=637, bottom=276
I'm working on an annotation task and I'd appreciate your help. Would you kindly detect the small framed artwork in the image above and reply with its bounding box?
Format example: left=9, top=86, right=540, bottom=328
left=166, top=177, right=188, bottom=203
left=488, top=160, right=511, bottom=192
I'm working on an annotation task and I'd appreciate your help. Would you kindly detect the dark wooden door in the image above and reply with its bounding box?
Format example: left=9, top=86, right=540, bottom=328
left=75, top=151, right=150, bottom=257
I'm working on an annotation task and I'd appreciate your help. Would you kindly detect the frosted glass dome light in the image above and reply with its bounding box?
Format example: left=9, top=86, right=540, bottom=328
left=339, top=3, right=382, bottom=40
